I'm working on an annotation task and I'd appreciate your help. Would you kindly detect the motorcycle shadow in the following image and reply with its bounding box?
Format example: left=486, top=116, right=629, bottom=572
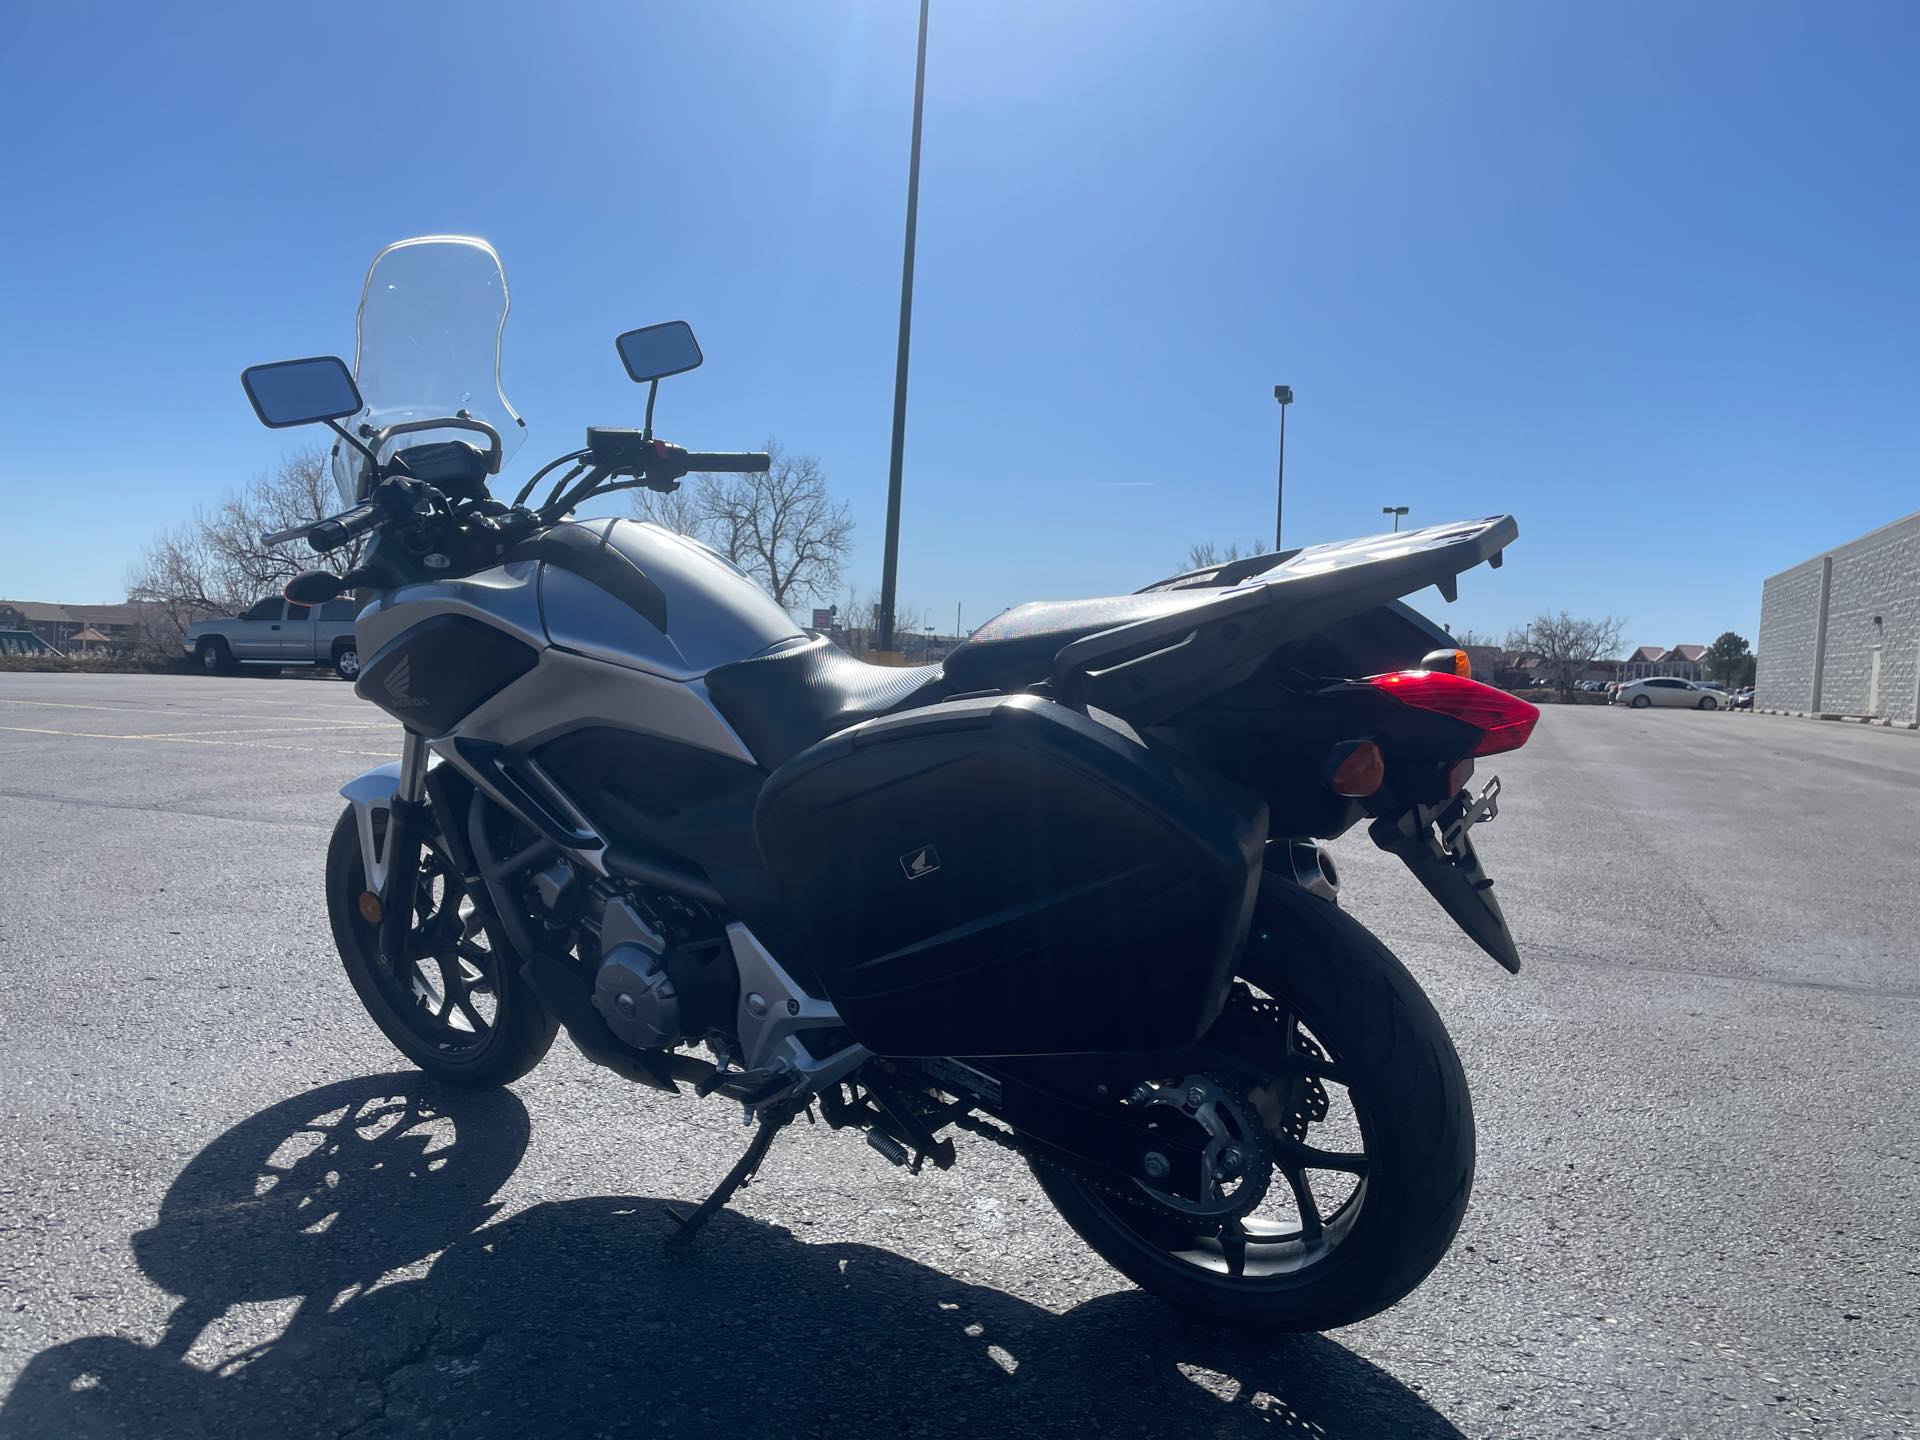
left=1, top=1073, right=1464, bottom=1440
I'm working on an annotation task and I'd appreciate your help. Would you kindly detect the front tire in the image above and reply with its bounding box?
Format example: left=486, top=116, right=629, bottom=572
left=325, top=805, right=556, bottom=1086
left=197, top=638, right=233, bottom=674
left=1034, top=877, right=1474, bottom=1330
left=1698, top=695, right=1717, bottom=710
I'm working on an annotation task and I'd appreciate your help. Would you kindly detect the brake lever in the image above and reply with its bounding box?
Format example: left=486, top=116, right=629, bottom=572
left=260, top=522, right=314, bottom=548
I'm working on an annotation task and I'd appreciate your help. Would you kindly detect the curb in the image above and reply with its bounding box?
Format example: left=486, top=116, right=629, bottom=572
left=1753, top=707, right=1919, bottom=731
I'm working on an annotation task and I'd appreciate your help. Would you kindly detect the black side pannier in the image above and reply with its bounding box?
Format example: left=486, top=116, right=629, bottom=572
left=753, top=695, right=1266, bottom=1057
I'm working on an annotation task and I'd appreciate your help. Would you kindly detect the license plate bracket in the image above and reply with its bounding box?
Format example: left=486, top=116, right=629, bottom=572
left=1369, top=776, right=1521, bottom=973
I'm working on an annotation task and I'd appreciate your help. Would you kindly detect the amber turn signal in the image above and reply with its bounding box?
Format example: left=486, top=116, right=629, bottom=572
left=1328, top=739, right=1386, bottom=798
left=1420, top=647, right=1472, bottom=678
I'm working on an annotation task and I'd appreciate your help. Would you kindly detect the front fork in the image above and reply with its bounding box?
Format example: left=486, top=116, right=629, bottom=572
left=373, top=731, right=431, bottom=973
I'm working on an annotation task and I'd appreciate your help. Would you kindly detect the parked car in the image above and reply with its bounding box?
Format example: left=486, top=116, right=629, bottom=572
left=185, top=597, right=359, bottom=677
left=1612, top=676, right=1727, bottom=710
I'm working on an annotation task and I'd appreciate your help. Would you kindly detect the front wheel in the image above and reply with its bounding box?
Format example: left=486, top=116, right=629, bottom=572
left=1034, top=878, right=1474, bottom=1330
left=324, top=805, right=556, bottom=1086
left=1698, top=695, right=1717, bottom=710
left=197, top=638, right=233, bottom=674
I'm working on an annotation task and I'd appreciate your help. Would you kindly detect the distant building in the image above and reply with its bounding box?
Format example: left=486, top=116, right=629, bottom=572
left=1757, top=509, right=1920, bottom=723
left=1622, top=644, right=1710, bottom=682
left=0, top=600, right=153, bottom=653
left=1461, top=644, right=1505, bottom=680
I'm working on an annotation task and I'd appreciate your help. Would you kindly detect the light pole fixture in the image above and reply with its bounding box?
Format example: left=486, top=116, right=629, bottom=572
left=1272, top=385, right=1293, bottom=550
left=876, top=0, right=931, bottom=656
left=1382, top=504, right=1409, bottom=532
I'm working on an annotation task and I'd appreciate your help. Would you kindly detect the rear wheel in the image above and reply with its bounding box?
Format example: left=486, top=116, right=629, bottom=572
left=1034, top=878, right=1474, bottom=1330
left=333, top=644, right=360, bottom=681
left=1630, top=694, right=1651, bottom=708
left=324, top=805, right=556, bottom=1086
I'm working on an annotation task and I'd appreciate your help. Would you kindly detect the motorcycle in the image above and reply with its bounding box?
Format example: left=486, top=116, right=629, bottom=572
left=242, top=235, right=1537, bottom=1330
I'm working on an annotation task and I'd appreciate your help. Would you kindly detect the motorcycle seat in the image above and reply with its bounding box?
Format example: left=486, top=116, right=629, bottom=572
left=941, top=590, right=1226, bottom=694
left=705, top=638, right=947, bottom=769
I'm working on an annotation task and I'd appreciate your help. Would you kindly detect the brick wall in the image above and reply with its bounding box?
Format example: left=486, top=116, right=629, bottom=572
left=1757, top=559, right=1825, bottom=712
left=1756, top=511, right=1920, bottom=724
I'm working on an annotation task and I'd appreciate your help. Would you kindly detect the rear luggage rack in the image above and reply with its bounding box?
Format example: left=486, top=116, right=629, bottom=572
left=1051, top=516, right=1517, bottom=724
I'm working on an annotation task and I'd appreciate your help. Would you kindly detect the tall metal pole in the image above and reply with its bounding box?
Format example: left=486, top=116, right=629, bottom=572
left=1272, top=385, right=1292, bottom=551
left=877, top=0, right=930, bottom=655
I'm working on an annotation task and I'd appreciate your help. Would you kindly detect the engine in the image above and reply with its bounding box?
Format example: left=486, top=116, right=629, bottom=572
left=592, top=896, right=682, bottom=1049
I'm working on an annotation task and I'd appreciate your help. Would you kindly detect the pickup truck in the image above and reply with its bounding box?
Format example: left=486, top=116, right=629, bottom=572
left=185, top=597, right=360, bottom=677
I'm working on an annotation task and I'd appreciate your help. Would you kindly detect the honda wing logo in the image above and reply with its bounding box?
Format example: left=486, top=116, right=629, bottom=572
left=899, top=845, right=941, bottom=880
left=381, top=654, right=430, bottom=710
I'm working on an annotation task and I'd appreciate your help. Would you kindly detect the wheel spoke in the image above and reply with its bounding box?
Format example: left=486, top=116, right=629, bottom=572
left=1279, top=1160, right=1325, bottom=1243
left=1271, top=1134, right=1368, bottom=1175
left=453, top=993, right=489, bottom=1034
left=431, top=953, right=474, bottom=1017
left=1218, top=1217, right=1249, bottom=1277
left=454, top=940, right=496, bottom=992
left=1284, top=1008, right=1348, bottom=1084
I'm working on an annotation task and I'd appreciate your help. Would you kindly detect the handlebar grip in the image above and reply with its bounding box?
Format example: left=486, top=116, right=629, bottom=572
left=683, top=452, right=771, bottom=473
left=308, top=502, right=382, bottom=553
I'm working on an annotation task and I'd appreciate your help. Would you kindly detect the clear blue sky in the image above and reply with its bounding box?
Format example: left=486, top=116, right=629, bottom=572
left=4, top=0, right=1916, bottom=650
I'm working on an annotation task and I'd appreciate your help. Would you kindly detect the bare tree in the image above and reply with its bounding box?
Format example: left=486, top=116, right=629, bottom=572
left=1506, top=610, right=1625, bottom=692
left=629, top=481, right=702, bottom=539
left=127, top=449, right=364, bottom=657
left=1446, top=627, right=1500, bottom=649
left=832, top=588, right=926, bottom=656
left=631, top=441, right=852, bottom=610
left=1183, top=539, right=1272, bottom=572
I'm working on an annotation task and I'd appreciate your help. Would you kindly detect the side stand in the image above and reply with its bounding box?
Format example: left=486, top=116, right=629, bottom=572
left=663, top=1104, right=798, bottom=1243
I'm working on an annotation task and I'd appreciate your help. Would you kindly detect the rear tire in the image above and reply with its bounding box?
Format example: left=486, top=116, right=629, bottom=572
left=1630, top=694, right=1651, bottom=708
left=1034, top=877, right=1474, bottom=1330
left=325, top=805, right=556, bottom=1087
left=333, top=644, right=360, bottom=681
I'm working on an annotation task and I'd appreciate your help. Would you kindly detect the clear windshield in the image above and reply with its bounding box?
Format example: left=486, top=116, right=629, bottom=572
left=330, top=236, right=526, bottom=504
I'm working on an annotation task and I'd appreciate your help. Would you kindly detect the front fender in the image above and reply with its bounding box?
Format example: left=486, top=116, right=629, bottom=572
left=340, top=762, right=404, bottom=894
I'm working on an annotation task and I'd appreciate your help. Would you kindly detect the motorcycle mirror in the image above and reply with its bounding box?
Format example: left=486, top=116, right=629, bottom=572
left=284, top=569, right=348, bottom=605
left=615, top=321, right=703, bottom=384
left=241, top=356, right=364, bottom=429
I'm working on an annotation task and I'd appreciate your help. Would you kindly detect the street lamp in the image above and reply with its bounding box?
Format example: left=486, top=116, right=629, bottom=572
left=876, top=0, right=932, bottom=656
left=1272, top=385, right=1293, bottom=550
left=1382, top=504, right=1409, bottom=532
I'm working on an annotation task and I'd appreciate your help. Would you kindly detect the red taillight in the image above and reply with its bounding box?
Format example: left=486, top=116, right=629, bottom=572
left=1367, top=670, right=1540, bottom=756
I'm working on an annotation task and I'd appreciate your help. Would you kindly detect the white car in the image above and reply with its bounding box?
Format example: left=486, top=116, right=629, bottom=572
left=1613, top=677, right=1727, bottom=710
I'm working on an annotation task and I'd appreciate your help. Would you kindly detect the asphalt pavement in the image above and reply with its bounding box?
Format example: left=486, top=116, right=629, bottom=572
left=1, top=675, right=1915, bottom=1439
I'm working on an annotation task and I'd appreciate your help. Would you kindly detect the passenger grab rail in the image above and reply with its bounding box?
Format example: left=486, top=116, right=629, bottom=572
left=1049, top=515, right=1519, bottom=724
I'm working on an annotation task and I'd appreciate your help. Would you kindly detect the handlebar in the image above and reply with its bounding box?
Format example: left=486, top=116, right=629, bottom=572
left=308, top=502, right=382, bottom=553
left=684, top=451, right=770, bottom=473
